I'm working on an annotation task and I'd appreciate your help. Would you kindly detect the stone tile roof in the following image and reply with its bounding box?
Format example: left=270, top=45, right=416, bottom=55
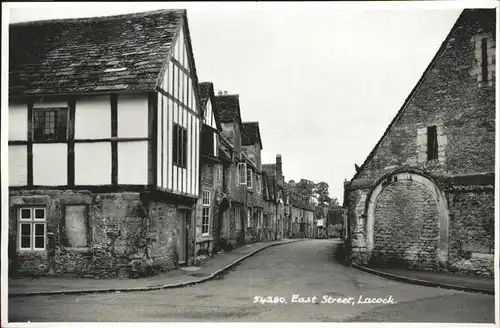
left=198, top=81, right=222, bottom=130
left=9, top=9, right=188, bottom=97
left=241, top=122, right=263, bottom=149
left=289, top=196, right=314, bottom=211
left=215, top=94, right=242, bottom=125
left=198, top=82, right=212, bottom=109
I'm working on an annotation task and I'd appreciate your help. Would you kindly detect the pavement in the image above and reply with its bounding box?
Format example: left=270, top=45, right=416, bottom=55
left=350, top=263, right=495, bottom=295
left=8, top=239, right=495, bottom=322
left=9, top=238, right=302, bottom=297
left=9, top=237, right=495, bottom=297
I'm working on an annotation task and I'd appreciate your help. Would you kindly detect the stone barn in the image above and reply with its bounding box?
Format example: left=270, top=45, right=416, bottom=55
left=343, top=9, right=495, bottom=277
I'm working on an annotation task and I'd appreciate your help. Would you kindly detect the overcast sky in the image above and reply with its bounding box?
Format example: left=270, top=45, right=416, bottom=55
left=6, top=2, right=483, bottom=202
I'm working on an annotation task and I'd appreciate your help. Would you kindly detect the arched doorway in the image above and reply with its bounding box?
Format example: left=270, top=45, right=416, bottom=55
left=365, top=172, right=449, bottom=270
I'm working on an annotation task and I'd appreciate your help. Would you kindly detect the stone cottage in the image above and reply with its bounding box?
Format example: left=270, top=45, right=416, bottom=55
left=8, top=10, right=204, bottom=278
left=195, top=82, right=223, bottom=258
left=262, top=155, right=287, bottom=240
left=214, top=93, right=250, bottom=246
left=343, top=9, right=495, bottom=276
left=241, top=122, right=265, bottom=242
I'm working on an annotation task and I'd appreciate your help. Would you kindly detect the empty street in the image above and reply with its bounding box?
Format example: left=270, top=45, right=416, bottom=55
left=9, top=240, right=495, bottom=322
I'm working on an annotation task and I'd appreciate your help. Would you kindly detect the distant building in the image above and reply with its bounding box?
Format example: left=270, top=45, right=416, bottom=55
left=262, top=155, right=287, bottom=240
left=344, top=9, right=495, bottom=276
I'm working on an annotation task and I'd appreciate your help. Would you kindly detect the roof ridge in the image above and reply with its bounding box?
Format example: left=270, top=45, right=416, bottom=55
left=10, top=9, right=186, bottom=27
left=348, top=9, right=465, bottom=183
left=215, top=94, right=239, bottom=98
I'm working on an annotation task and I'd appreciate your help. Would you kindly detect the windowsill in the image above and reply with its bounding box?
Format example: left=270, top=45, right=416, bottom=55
left=17, top=249, right=46, bottom=253
left=173, top=164, right=187, bottom=169
left=201, top=234, right=210, bottom=238
left=64, top=247, right=91, bottom=253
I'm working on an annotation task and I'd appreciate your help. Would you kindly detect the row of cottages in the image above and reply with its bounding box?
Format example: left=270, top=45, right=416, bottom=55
left=343, top=9, right=495, bottom=277
left=7, top=9, right=283, bottom=279
left=288, top=196, right=316, bottom=239
left=195, top=83, right=288, bottom=256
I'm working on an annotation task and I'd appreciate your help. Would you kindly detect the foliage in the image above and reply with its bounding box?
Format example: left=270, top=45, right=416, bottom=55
left=285, top=179, right=342, bottom=222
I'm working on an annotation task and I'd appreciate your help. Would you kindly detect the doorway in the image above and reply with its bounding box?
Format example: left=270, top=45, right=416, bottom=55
left=178, top=210, right=190, bottom=265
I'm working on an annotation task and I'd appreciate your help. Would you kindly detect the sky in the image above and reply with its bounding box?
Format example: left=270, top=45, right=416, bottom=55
left=5, top=2, right=484, bottom=202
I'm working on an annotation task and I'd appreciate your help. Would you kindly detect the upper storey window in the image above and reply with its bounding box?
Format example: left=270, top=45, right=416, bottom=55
left=33, top=107, right=67, bottom=142
left=472, top=33, right=495, bottom=87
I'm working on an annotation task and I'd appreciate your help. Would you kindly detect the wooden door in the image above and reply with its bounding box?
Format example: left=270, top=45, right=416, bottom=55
left=178, top=211, right=188, bottom=264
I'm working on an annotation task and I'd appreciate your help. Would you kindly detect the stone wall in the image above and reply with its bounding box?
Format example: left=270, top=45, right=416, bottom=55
left=354, top=11, right=495, bottom=184
left=447, top=189, right=494, bottom=276
left=370, top=180, right=440, bottom=270
left=344, top=10, right=495, bottom=277
left=9, top=189, right=188, bottom=278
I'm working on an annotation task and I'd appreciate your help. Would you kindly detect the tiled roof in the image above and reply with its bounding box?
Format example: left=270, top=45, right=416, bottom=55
left=241, top=122, right=263, bottom=149
left=199, top=81, right=222, bottom=130
left=289, top=196, right=314, bottom=211
left=243, top=152, right=256, bottom=169
left=198, top=82, right=212, bottom=109
left=9, top=9, right=187, bottom=97
left=215, top=94, right=242, bottom=125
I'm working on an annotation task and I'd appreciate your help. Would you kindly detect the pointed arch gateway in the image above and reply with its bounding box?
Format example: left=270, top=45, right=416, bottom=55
left=365, top=172, right=450, bottom=270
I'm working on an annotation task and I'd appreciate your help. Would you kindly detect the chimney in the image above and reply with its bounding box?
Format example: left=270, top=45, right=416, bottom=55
left=276, top=154, right=283, bottom=184
left=217, top=90, right=223, bottom=95
left=224, top=91, right=228, bottom=95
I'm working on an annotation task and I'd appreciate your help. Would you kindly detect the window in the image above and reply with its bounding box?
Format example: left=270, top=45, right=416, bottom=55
left=173, top=123, right=188, bottom=167
left=18, top=207, right=46, bottom=251
left=64, top=205, right=89, bottom=248
left=256, top=175, right=261, bottom=194
left=237, top=162, right=247, bottom=185
left=481, top=38, right=488, bottom=83
left=201, top=125, right=215, bottom=156
left=256, top=209, right=262, bottom=228
left=33, top=108, right=67, bottom=142
left=427, top=125, right=438, bottom=161
left=235, top=206, right=241, bottom=230
left=247, top=169, right=253, bottom=189
left=202, top=190, right=210, bottom=236
left=247, top=208, right=252, bottom=228
left=214, top=134, right=219, bottom=158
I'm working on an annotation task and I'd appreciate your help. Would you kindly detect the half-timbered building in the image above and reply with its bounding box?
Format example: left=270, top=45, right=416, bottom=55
left=8, top=10, right=203, bottom=278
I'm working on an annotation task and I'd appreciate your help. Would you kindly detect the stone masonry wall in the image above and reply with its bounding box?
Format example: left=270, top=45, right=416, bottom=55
left=9, top=189, right=184, bottom=278
left=355, top=12, right=495, bottom=183
left=370, top=180, right=440, bottom=270
left=345, top=11, right=495, bottom=276
left=447, top=189, right=494, bottom=276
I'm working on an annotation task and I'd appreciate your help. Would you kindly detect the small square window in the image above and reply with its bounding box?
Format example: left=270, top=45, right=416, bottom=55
left=20, top=209, right=31, bottom=220
left=34, top=208, right=46, bottom=220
